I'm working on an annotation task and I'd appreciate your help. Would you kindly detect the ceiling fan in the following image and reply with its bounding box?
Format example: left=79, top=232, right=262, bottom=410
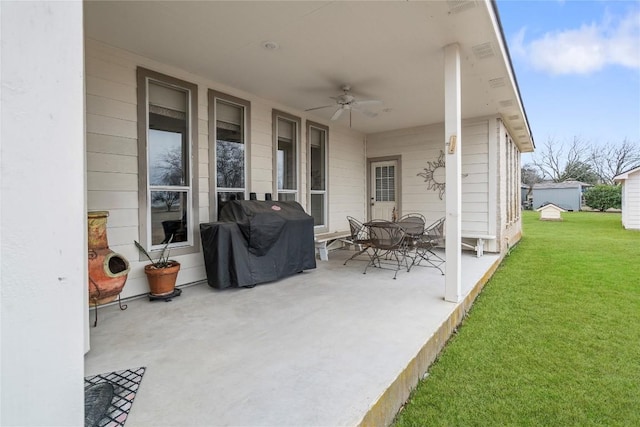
left=305, top=85, right=382, bottom=126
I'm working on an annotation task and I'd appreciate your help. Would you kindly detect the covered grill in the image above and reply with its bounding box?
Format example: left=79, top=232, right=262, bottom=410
left=200, top=200, right=316, bottom=289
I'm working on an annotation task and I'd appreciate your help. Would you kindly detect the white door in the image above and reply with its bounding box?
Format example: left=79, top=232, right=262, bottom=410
left=370, top=160, right=398, bottom=221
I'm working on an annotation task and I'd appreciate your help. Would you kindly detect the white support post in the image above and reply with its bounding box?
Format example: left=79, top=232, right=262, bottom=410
left=444, top=44, right=462, bottom=303
left=1, top=1, right=86, bottom=425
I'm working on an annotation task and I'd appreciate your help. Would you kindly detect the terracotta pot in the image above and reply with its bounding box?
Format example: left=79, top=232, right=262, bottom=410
left=144, top=261, right=180, bottom=296
left=88, top=211, right=130, bottom=306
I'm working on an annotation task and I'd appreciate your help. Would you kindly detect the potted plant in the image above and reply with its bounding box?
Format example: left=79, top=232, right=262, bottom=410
left=134, top=237, right=180, bottom=297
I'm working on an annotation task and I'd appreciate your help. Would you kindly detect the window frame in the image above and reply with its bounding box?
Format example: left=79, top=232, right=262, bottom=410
left=306, top=120, right=329, bottom=231
left=505, top=133, right=521, bottom=224
left=208, top=90, right=251, bottom=221
left=136, top=67, right=199, bottom=257
left=272, top=110, right=301, bottom=202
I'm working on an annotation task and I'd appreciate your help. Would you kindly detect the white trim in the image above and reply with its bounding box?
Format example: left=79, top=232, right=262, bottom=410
left=487, top=118, right=498, bottom=241
left=210, top=91, right=251, bottom=219
left=307, top=121, right=329, bottom=230
left=273, top=110, right=301, bottom=202
left=614, top=166, right=640, bottom=181
left=444, top=43, right=462, bottom=303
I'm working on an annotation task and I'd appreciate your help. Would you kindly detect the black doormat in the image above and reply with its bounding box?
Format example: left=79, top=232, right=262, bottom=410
left=84, top=367, right=146, bottom=427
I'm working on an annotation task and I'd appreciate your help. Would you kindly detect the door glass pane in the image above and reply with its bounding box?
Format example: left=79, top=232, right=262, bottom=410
left=150, top=191, right=187, bottom=245
left=375, top=165, right=395, bottom=202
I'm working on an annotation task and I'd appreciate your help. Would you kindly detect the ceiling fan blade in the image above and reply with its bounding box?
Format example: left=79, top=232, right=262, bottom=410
left=304, top=105, right=334, bottom=112
left=330, top=108, right=344, bottom=121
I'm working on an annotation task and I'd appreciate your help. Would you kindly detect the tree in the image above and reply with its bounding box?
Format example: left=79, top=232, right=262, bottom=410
left=521, top=163, right=543, bottom=202
left=158, top=147, right=185, bottom=186
left=558, top=160, right=599, bottom=184
left=532, top=137, right=590, bottom=182
left=583, top=185, right=622, bottom=212
left=588, top=139, right=640, bottom=184
left=216, top=140, right=244, bottom=188
left=152, top=191, right=180, bottom=212
left=152, top=147, right=185, bottom=212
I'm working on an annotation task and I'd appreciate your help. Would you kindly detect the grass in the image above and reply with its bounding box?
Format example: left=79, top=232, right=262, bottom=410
left=393, top=211, right=640, bottom=426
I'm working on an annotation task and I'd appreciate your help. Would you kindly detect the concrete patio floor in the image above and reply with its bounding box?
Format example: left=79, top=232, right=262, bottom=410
left=85, top=248, right=502, bottom=426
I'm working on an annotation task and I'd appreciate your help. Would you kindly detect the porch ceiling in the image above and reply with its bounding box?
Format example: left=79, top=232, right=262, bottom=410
left=84, top=0, right=534, bottom=152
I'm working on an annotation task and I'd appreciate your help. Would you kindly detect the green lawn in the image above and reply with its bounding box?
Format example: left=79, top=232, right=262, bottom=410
left=393, top=211, right=640, bottom=427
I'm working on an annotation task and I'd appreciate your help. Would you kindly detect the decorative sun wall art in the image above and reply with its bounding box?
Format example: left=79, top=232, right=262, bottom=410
left=417, top=150, right=446, bottom=199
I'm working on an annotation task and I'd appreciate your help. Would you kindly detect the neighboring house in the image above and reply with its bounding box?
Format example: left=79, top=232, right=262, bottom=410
left=614, top=166, right=640, bottom=230
left=532, top=180, right=592, bottom=211
left=521, top=184, right=532, bottom=209
left=1, top=2, right=535, bottom=425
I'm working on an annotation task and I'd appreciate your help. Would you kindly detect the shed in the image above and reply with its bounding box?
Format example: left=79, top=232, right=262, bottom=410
left=537, top=203, right=566, bottom=221
left=614, top=166, right=640, bottom=230
left=532, top=180, right=592, bottom=211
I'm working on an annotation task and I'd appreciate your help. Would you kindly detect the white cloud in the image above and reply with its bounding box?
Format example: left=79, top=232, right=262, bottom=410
left=512, top=9, right=640, bottom=75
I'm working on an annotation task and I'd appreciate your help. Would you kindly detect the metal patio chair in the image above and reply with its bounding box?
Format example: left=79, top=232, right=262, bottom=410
left=411, top=217, right=445, bottom=274
left=397, top=213, right=426, bottom=262
left=363, top=220, right=408, bottom=279
left=343, top=216, right=373, bottom=265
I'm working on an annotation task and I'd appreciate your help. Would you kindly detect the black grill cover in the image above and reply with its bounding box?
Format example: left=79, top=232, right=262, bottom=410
left=200, top=200, right=316, bottom=288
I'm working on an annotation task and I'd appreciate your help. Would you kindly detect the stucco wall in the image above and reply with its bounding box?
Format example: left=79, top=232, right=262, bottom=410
left=85, top=39, right=366, bottom=298
left=1, top=2, right=86, bottom=425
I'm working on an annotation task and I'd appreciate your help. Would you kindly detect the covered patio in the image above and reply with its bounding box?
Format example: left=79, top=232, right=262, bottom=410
left=1, top=1, right=534, bottom=425
left=86, top=249, right=501, bottom=426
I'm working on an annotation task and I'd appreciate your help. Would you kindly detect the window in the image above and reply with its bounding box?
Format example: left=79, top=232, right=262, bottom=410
left=209, top=90, right=250, bottom=219
left=137, top=68, right=198, bottom=255
left=376, top=165, right=396, bottom=202
left=273, top=110, right=300, bottom=201
left=307, top=121, right=328, bottom=229
left=505, top=133, right=521, bottom=223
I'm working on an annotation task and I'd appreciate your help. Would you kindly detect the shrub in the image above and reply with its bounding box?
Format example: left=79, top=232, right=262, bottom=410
left=583, top=184, right=622, bottom=211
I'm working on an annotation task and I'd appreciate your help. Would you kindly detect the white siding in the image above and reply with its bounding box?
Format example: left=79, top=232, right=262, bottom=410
left=85, top=39, right=366, bottom=298
left=366, top=117, right=525, bottom=255
left=462, top=121, right=490, bottom=234
left=366, top=120, right=491, bottom=235
left=621, top=170, right=640, bottom=230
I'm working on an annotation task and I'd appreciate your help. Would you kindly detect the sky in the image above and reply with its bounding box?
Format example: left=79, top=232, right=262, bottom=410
left=496, top=0, right=640, bottom=163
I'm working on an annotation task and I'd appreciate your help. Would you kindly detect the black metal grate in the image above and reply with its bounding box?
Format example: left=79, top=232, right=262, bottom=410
left=84, top=367, right=146, bottom=427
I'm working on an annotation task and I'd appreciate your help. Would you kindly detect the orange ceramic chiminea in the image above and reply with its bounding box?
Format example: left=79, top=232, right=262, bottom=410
left=88, top=211, right=130, bottom=307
